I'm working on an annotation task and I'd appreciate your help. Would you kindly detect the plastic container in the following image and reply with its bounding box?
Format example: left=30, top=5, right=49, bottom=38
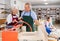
left=2, top=31, right=18, bottom=41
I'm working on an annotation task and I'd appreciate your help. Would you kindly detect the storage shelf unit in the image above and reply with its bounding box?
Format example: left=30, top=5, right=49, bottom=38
left=32, top=8, right=60, bottom=20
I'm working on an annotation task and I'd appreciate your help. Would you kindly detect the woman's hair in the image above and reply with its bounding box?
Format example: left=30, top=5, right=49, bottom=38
left=10, top=7, right=18, bottom=14
left=47, top=17, right=50, bottom=20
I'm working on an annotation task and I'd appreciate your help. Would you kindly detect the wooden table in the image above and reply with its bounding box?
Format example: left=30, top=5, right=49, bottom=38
left=48, top=37, right=57, bottom=41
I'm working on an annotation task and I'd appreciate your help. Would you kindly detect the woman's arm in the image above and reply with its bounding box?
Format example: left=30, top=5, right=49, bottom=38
left=6, top=14, right=12, bottom=24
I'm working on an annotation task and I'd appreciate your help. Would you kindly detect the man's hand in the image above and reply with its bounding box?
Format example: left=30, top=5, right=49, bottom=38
left=34, top=20, right=39, bottom=26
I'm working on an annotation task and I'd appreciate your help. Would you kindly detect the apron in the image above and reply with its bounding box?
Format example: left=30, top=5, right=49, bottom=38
left=45, top=23, right=52, bottom=34
left=22, top=11, right=34, bottom=32
left=12, top=14, right=19, bottom=25
left=12, top=14, right=18, bottom=22
left=6, top=14, right=18, bottom=29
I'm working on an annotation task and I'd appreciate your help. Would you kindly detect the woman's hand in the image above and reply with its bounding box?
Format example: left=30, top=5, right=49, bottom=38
left=12, top=19, right=18, bottom=23
left=18, top=17, right=22, bottom=20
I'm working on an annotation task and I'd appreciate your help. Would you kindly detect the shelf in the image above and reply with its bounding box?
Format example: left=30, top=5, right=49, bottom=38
left=0, top=3, right=6, bottom=5
left=32, top=7, right=60, bottom=19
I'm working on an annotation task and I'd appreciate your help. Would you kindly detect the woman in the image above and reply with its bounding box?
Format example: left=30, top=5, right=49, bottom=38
left=44, top=17, right=60, bottom=40
left=45, top=17, right=55, bottom=34
left=6, top=7, right=22, bottom=30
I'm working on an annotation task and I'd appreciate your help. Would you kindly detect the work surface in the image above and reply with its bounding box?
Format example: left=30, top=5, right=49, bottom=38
left=0, top=31, right=45, bottom=41
left=0, top=31, right=57, bottom=41
left=18, top=32, right=43, bottom=41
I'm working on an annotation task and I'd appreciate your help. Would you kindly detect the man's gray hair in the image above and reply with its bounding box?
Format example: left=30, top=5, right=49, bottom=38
left=25, top=3, right=32, bottom=9
left=25, top=3, right=30, bottom=5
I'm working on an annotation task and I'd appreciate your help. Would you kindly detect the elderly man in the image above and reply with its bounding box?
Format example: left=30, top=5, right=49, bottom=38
left=21, top=3, right=39, bottom=32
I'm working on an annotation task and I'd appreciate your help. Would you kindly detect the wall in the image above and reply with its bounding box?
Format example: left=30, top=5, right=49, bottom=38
left=0, top=0, right=25, bottom=24
left=5, top=0, right=11, bottom=9
left=0, top=0, right=25, bottom=19
left=0, top=0, right=5, bottom=9
left=18, top=1, right=25, bottom=10
left=32, top=5, right=60, bottom=8
left=0, top=0, right=5, bottom=4
left=0, top=0, right=5, bottom=19
left=10, top=0, right=25, bottom=10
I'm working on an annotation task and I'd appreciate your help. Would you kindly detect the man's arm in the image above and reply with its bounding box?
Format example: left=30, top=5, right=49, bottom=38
left=34, top=20, right=39, bottom=26
left=31, top=11, right=39, bottom=25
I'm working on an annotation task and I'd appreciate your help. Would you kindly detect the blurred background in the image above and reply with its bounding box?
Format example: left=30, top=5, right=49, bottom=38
left=0, top=0, right=60, bottom=28
left=0, top=0, right=60, bottom=41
